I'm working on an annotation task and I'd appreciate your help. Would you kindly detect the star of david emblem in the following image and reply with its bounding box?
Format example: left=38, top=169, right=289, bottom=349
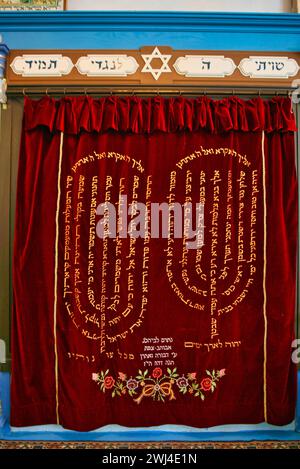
left=141, top=47, right=172, bottom=81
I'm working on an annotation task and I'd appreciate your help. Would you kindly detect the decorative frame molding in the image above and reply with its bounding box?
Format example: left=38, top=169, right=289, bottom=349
left=6, top=47, right=300, bottom=88
left=0, top=0, right=65, bottom=11
left=292, top=0, right=300, bottom=13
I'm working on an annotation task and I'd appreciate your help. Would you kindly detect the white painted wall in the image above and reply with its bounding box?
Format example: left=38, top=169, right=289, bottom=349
left=66, top=0, right=292, bottom=13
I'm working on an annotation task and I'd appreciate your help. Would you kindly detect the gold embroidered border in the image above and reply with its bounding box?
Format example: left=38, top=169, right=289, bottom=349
left=54, top=131, right=64, bottom=425
left=52, top=130, right=268, bottom=423
left=262, top=130, right=268, bottom=422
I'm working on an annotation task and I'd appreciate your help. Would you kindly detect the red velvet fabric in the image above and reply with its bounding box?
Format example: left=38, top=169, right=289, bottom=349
left=23, top=95, right=296, bottom=134
left=11, top=96, right=298, bottom=431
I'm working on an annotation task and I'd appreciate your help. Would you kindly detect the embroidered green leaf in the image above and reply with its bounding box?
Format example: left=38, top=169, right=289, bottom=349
left=94, top=368, right=225, bottom=403
left=167, top=367, right=179, bottom=378
left=136, top=369, right=148, bottom=380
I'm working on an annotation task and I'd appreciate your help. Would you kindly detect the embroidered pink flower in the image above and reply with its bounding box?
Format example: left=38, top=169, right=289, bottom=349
left=188, top=372, right=197, bottom=380
left=176, top=376, right=188, bottom=389
left=103, top=376, right=115, bottom=389
left=126, top=378, right=139, bottom=391
left=152, top=367, right=163, bottom=379
left=93, top=367, right=226, bottom=403
left=200, top=377, right=212, bottom=391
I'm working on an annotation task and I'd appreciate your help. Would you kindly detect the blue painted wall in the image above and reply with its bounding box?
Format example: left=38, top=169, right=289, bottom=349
left=0, top=12, right=299, bottom=51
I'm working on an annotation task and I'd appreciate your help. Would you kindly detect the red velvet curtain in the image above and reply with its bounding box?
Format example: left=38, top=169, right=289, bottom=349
left=11, top=96, right=298, bottom=431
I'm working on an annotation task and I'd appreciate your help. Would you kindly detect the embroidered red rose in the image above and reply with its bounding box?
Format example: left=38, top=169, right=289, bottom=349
left=152, top=367, right=162, bottom=379
left=94, top=367, right=225, bottom=403
left=104, top=376, right=115, bottom=389
left=200, top=377, right=212, bottom=391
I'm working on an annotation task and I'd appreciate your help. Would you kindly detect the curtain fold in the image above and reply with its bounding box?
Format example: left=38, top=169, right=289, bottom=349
left=11, top=96, right=298, bottom=431
left=23, top=95, right=296, bottom=134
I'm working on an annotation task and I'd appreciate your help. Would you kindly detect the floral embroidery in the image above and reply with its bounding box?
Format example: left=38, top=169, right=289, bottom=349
left=92, top=367, right=226, bottom=404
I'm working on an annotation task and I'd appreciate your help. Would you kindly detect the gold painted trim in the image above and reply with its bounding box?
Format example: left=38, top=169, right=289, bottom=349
left=54, top=130, right=64, bottom=425
left=262, top=130, right=268, bottom=422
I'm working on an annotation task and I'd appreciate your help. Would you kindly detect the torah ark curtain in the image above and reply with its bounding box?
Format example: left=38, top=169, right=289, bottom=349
left=11, top=96, right=298, bottom=431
